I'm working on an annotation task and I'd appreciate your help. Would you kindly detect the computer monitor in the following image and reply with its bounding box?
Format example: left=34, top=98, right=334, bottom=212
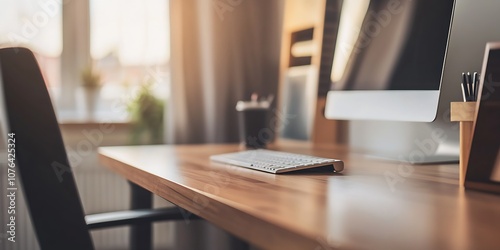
left=325, top=0, right=454, bottom=121
left=323, top=0, right=500, bottom=163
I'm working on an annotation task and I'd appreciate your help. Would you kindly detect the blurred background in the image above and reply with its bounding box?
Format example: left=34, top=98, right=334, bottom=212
left=0, top=0, right=346, bottom=249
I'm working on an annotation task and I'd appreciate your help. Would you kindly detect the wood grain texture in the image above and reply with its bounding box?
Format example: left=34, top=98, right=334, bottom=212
left=98, top=141, right=500, bottom=250
left=450, top=102, right=476, bottom=122
left=451, top=102, right=476, bottom=187
left=459, top=121, right=473, bottom=187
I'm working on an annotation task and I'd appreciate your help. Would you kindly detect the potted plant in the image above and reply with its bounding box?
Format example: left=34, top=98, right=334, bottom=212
left=80, top=64, right=102, bottom=118
left=127, top=81, right=165, bottom=144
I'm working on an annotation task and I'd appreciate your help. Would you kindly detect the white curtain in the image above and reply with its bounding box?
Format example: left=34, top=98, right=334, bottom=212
left=167, top=0, right=284, bottom=144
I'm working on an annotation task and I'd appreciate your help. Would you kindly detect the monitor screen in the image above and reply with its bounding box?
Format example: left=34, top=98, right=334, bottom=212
left=330, top=0, right=455, bottom=91
left=325, top=0, right=455, bottom=122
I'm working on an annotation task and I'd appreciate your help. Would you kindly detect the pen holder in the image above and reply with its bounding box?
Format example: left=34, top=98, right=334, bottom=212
left=450, top=102, right=476, bottom=187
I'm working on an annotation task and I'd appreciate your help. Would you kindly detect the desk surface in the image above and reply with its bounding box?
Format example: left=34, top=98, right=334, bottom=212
left=98, top=141, right=500, bottom=250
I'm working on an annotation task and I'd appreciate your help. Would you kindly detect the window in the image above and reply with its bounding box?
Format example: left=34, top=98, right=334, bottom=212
left=0, top=0, right=63, bottom=93
left=1, top=0, right=170, bottom=120
left=89, top=0, right=170, bottom=120
left=90, top=0, right=170, bottom=92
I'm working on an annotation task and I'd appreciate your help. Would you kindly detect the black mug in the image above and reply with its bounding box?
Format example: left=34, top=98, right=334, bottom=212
left=237, top=105, right=272, bottom=148
left=236, top=93, right=274, bottom=148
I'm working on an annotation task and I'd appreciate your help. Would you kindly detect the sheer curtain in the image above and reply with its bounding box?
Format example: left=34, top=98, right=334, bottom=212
left=167, top=0, right=284, bottom=144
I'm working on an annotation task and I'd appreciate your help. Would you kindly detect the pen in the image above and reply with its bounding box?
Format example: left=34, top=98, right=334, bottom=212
left=471, top=72, right=476, bottom=100
left=466, top=72, right=473, bottom=101
left=472, top=72, right=477, bottom=101
left=474, top=72, right=480, bottom=101
left=461, top=82, right=467, bottom=102
left=462, top=73, right=469, bottom=102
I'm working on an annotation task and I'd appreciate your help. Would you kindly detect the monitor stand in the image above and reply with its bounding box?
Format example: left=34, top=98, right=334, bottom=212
left=349, top=119, right=459, bottom=164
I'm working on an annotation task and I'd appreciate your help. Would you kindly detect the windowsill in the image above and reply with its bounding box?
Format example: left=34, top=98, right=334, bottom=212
left=57, top=109, right=131, bottom=125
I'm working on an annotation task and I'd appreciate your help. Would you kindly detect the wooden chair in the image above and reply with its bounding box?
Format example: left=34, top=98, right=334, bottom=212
left=0, top=47, right=199, bottom=250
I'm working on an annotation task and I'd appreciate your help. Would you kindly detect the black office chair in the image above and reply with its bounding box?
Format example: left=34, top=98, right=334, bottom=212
left=0, top=47, right=199, bottom=250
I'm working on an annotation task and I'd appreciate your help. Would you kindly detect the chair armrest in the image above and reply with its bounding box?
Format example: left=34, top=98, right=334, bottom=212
left=86, top=207, right=201, bottom=230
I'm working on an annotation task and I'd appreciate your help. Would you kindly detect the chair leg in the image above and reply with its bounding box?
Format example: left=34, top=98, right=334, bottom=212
left=129, top=182, right=153, bottom=250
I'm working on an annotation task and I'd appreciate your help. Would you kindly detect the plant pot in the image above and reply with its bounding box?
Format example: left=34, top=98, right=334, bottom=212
left=82, top=86, right=101, bottom=119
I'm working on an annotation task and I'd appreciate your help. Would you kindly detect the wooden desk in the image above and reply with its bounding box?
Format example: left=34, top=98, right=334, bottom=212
left=98, top=141, right=500, bottom=250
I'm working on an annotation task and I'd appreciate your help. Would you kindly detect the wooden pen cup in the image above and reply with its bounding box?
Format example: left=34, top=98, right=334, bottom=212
left=450, top=102, right=476, bottom=187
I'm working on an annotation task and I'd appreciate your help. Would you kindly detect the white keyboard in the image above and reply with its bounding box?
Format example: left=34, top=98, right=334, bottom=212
left=210, top=149, right=344, bottom=174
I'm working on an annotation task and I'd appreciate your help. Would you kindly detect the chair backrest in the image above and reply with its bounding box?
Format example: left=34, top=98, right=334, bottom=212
left=0, top=48, right=94, bottom=250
